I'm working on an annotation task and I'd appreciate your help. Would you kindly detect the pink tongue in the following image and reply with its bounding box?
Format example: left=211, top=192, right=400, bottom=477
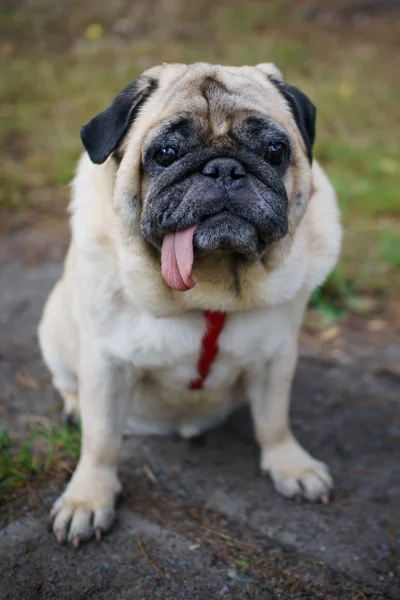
left=161, top=225, right=196, bottom=291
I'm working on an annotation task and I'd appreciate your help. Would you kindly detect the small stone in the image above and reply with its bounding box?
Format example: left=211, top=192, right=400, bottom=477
left=280, top=531, right=297, bottom=545
left=220, top=585, right=230, bottom=596
left=368, top=319, right=387, bottom=332
left=189, top=543, right=199, bottom=551
left=330, top=349, right=353, bottom=366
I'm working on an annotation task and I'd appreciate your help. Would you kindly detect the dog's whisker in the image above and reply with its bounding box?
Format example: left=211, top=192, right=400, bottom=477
left=278, top=237, right=285, bottom=266
left=288, top=231, right=300, bottom=257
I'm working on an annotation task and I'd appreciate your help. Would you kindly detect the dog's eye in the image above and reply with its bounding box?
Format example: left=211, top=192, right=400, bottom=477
left=264, top=143, right=285, bottom=166
left=155, top=146, right=178, bottom=167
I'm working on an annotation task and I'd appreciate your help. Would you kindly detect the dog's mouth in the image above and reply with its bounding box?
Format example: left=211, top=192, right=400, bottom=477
left=160, top=212, right=263, bottom=292
left=142, top=145, right=291, bottom=292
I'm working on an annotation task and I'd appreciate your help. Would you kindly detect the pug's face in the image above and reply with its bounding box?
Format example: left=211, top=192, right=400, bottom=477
left=81, top=63, right=316, bottom=291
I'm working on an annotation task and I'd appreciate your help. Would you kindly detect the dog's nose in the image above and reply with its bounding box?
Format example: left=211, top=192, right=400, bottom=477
left=202, top=158, right=246, bottom=185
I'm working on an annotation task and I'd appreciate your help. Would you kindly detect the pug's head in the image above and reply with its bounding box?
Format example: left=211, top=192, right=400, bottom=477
left=81, top=63, right=316, bottom=292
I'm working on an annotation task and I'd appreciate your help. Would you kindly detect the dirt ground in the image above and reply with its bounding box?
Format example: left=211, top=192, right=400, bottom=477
left=1, top=0, right=400, bottom=598
left=0, top=222, right=399, bottom=599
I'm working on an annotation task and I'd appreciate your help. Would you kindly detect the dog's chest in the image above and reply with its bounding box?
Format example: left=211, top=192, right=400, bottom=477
left=104, top=308, right=289, bottom=390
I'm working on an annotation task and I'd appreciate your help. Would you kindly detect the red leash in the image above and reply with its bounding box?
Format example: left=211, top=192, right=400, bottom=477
left=189, top=311, right=226, bottom=390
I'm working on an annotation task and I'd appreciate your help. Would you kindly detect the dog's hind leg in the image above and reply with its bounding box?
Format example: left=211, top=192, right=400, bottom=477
left=38, top=279, right=80, bottom=424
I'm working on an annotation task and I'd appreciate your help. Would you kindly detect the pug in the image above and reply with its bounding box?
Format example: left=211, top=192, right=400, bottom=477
left=38, top=62, right=342, bottom=546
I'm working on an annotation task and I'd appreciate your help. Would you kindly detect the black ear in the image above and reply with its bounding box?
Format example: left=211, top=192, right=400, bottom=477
left=269, top=78, right=316, bottom=163
left=80, top=76, right=158, bottom=164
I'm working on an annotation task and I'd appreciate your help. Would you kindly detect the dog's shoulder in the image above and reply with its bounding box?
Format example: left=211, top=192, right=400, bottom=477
left=62, top=154, right=128, bottom=320
left=69, top=153, right=118, bottom=250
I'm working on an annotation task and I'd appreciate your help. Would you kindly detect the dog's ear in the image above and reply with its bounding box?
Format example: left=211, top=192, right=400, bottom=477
left=282, top=84, right=316, bottom=162
left=268, top=77, right=316, bottom=163
left=80, top=76, right=158, bottom=164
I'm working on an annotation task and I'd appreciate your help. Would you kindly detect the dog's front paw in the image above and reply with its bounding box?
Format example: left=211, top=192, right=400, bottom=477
left=261, top=436, right=333, bottom=502
left=49, top=463, right=121, bottom=546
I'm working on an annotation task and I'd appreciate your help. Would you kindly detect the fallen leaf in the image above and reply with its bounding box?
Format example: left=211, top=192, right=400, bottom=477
left=368, top=319, right=387, bottom=332
left=379, top=158, right=399, bottom=175
left=85, top=23, right=103, bottom=41
left=338, top=80, right=355, bottom=99
left=346, top=295, right=378, bottom=315
left=319, top=327, right=340, bottom=342
left=143, top=462, right=158, bottom=484
left=1, top=43, right=14, bottom=59
left=15, top=370, right=40, bottom=390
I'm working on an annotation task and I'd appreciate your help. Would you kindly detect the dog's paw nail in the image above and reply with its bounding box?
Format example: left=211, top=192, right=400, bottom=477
left=72, top=536, right=80, bottom=549
left=56, top=533, right=65, bottom=545
left=95, top=528, right=102, bottom=541
left=320, top=494, right=329, bottom=505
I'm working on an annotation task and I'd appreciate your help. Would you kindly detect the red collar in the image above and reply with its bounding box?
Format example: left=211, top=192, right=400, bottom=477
left=189, top=311, right=226, bottom=390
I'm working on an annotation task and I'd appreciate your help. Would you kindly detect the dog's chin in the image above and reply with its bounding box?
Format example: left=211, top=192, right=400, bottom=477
left=193, top=213, right=263, bottom=259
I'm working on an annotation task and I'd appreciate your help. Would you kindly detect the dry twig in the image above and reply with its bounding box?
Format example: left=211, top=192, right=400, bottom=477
left=143, top=462, right=158, bottom=484
left=136, top=534, right=165, bottom=577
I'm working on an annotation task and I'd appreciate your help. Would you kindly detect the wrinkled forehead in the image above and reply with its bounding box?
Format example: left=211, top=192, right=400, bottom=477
left=139, top=63, right=294, bottom=139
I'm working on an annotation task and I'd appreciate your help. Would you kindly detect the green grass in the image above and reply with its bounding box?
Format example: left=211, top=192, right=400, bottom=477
left=379, top=229, right=400, bottom=268
left=309, top=270, right=349, bottom=324
left=308, top=267, right=382, bottom=327
left=0, top=425, right=80, bottom=503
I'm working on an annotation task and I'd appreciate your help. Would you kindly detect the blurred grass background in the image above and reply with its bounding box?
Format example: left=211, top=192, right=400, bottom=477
left=1, top=0, right=399, bottom=319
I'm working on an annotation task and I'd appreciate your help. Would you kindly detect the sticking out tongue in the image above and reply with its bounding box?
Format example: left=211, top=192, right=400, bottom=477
left=161, top=225, right=196, bottom=291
